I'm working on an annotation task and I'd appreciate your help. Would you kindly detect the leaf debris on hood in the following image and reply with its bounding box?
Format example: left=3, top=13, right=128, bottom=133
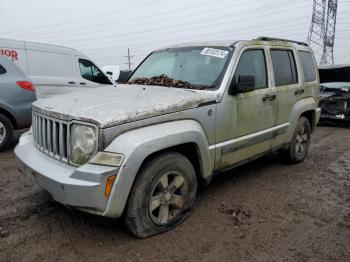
left=128, top=74, right=208, bottom=90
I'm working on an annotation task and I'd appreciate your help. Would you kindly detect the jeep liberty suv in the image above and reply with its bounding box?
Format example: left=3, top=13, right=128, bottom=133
left=15, top=37, right=321, bottom=238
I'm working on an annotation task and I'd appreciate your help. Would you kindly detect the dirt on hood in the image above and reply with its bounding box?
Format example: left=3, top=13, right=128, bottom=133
left=32, top=85, right=217, bottom=128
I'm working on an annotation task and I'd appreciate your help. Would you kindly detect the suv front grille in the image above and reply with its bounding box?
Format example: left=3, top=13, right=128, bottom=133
left=32, top=112, right=69, bottom=163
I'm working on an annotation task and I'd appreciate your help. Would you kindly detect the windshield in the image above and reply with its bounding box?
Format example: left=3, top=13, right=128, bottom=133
left=128, top=46, right=233, bottom=90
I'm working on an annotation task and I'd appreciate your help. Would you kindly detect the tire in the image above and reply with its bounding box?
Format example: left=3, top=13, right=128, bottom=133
left=124, top=152, right=197, bottom=238
left=0, top=113, right=14, bottom=152
left=284, top=116, right=311, bottom=163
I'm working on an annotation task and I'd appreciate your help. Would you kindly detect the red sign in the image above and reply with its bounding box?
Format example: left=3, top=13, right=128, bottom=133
left=0, top=49, right=19, bottom=61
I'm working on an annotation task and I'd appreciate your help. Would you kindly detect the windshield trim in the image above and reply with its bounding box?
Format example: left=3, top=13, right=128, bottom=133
left=127, top=46, right=234, bottom=91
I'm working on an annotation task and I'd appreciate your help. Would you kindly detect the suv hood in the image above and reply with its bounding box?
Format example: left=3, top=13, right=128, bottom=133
left=33, top=84, right=217, bottom=128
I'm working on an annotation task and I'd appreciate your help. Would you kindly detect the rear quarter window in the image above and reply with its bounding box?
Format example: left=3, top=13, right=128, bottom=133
left=0, top=64, right=6, bottom=74
left=298, top=51, right=316, bottom=82
left=270, top=49, right=298, bottom=86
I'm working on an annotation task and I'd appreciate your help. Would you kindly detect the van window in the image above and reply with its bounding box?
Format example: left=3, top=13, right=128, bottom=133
left=298, top=51, right=316, bottom=82
left=271, top=50, right=298, bottom=86
left=79, top=59, right=112, bottom=85
left=234, top=49, right=268, bottom=89
left=0, top=64, right=6, bottom=74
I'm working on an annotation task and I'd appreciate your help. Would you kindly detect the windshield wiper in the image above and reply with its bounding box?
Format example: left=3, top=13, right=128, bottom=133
left=128, top=74, right=210, bottom=90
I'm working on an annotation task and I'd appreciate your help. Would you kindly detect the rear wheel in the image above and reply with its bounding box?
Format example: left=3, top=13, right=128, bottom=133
left=124, top=152, right=197, bottom=238
left=284, top=116, right=311, bottom=163
left=0, top=114, right=13, bottom=152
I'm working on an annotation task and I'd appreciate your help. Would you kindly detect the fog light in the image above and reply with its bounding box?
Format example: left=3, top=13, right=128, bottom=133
left=89, top=152, right=124, bottom=167
left=105, top=175, right=116, bottom=198
left=336, top=114, right=345, bottom=119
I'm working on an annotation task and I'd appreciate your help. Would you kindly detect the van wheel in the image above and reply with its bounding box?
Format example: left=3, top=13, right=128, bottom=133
left=124, top=152, right=197, bottom=238
left=285, top=116, right=311, bottom=163
left=0, top=114, right=13, bottom=152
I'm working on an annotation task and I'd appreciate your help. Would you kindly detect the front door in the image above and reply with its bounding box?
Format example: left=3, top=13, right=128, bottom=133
left=217, top=48, right=277, bottom=169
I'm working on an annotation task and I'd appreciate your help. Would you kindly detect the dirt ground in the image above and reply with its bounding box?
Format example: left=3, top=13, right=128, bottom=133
left=0, top=126, right=349, bottom=262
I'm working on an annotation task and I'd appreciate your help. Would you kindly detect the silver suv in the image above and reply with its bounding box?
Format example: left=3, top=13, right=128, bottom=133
left=15, top=37, right=321, bottom=238
left=0, top=56, right=36, bottom=151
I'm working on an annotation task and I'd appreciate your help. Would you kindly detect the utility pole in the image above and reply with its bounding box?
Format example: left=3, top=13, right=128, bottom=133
left=124, top=48, right=134, bottom=71
left=307, top=0, right=338, bottom=65
left=320, top=0, right=338, bottom=65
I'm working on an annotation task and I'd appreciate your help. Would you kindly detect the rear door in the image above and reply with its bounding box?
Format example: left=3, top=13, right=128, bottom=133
left=269, top=48, right=301, bottom=148
left=26, top=48, right=79, bottom=98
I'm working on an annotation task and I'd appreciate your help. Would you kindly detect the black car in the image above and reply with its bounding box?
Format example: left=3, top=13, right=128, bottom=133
left=320, top=82, right=350, bottom=122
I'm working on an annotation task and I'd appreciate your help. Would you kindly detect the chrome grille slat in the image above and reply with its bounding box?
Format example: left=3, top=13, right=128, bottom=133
left=59, top=123, right=64, bottom=160
left=47, top=120, right=52, bottom=154
left=33, top=112, right=69, bottom=163
left=53, top=121, right=57, bottom=156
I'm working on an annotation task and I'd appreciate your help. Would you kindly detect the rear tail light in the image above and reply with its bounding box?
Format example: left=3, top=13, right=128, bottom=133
left=16, top=81, right=35, bottom=92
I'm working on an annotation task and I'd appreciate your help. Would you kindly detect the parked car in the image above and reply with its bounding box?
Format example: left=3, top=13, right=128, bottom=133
left=15, top=37, right=320, bottom=238
left=117, top=70, right=132, bottom=83
left=318, top=64, right=350, bottom=123
left=0, top=56, right=36, bottom=151
left=320, top=82, right=350, bottom=122
left=0, top=38, right=112, bottom=98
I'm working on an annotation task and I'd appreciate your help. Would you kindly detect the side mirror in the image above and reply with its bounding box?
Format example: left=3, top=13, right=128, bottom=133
left=106, top=71, right=113, bottom=76
left=229, top=75, right=255, bottom=95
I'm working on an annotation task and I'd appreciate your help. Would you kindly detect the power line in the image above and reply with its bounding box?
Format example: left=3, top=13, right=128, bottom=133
left=6, top=0, right=229, bottom=38
left=56, top=3, right=312, bottom=46
left=84, top=23, right=310, bottom=57
left=12, top=0, right=294, bottom=41
left=89, top=27, right=311, bottom=62
left=74, top=14, right=311, bottom=51
left=0, top=0, right=164, bottom=34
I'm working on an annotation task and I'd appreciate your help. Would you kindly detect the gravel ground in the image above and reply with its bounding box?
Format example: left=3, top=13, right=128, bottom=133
left=0, top=126, right=349, bottom=262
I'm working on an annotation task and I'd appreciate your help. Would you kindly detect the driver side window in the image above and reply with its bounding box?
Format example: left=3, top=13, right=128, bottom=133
left=78, top=59, right=112, bottom=85
left=234, top=49, right=268, bottom=89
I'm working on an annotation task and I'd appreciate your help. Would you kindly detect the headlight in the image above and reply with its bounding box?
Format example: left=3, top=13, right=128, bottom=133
left=70, top=124, right=97, bottom=165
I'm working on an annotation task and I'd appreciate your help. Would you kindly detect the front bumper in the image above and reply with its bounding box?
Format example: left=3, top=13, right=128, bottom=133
left=15, top=132, right=120, bottom=215
left=320, top=112, right=350, bottom=122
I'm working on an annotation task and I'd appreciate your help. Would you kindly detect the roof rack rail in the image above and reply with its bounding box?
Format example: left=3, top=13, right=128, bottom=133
left=256, top=36, right=308, bottom=46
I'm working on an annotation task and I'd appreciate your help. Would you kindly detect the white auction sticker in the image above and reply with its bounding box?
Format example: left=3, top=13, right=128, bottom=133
left=200, top=48, right=228, bottom=58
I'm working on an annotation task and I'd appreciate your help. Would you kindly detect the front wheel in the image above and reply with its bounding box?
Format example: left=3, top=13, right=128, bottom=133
left=124, top=152, right=197, bottom=238
left=284, top=116, right=311, bottom=163
left=0, top=114, right=14, bottom=152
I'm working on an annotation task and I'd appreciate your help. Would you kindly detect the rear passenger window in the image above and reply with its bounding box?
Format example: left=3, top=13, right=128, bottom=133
left=271, top=50, right=298, bottom=86
left=0, top=64, right=6, bottom=74
left=234, top=49, right=268, bottom=89
left=298, top=51, right=316, bottom=82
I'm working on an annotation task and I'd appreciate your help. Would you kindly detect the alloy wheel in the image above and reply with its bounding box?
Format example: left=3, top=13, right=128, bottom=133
left=149, top=171, right=187, bottom=225
left=295, top=126, right=308, bottom=155
left=0, top=121, right=6, bottom=144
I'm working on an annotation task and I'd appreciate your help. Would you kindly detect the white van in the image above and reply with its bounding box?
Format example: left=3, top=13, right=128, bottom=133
left=0, top=38, right=113, bottom=98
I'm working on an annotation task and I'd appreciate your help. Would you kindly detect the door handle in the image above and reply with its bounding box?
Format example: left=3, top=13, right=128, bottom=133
left=295, top=89, right=305, bottom=95
left=262, top=94, right=276, bottom=102
left=68, top=81, right=76, bottom=85
left=80, top=82, right=86, bottom=85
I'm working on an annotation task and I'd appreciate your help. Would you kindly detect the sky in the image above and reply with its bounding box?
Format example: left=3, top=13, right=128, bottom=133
left=0, top=0, right=349, bottom=70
